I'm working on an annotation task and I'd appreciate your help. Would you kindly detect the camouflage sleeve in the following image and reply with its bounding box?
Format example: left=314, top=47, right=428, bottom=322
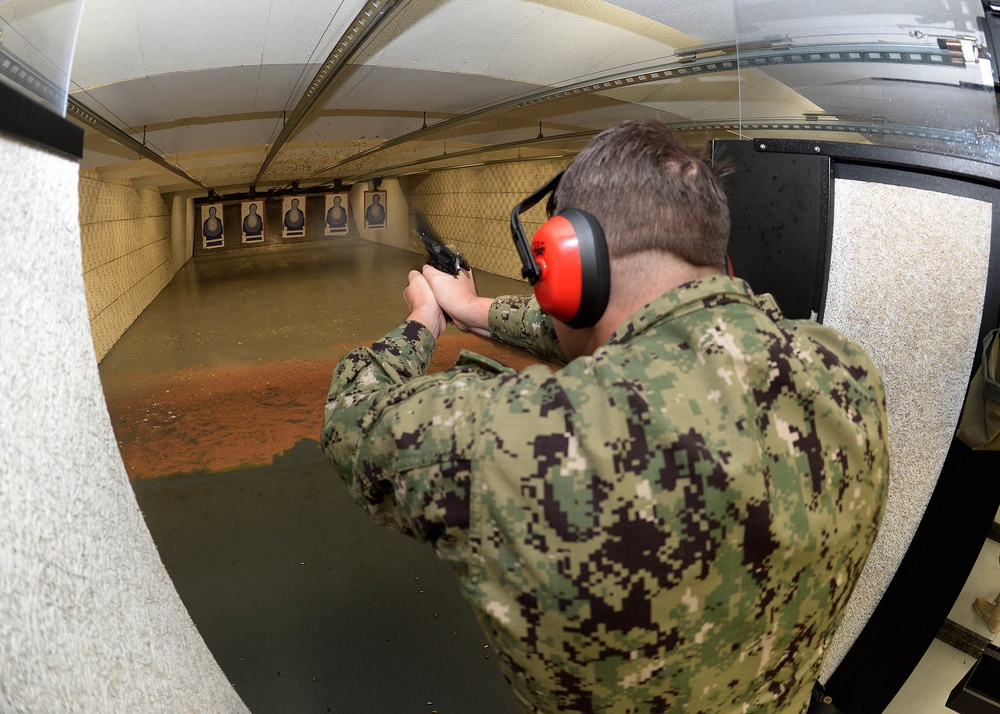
left=321, top=320, right=510, bottom=548
left=488, top=294, right=568, bottom=365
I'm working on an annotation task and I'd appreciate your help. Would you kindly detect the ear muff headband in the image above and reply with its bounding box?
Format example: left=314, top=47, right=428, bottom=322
left=509, top=171, right=611, bottom=328
left=509, top=172, right=562, bottom=284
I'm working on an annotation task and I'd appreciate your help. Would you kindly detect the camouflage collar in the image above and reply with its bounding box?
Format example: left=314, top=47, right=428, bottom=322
left=606, top=274, right=759, bottom=346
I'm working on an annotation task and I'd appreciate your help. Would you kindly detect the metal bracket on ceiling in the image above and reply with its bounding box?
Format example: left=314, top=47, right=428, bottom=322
left=253, top=0, right=407, bottom=187
left=66, top=97, right=208, bottom=190
left=0, top=45, right=64, bottom=110
left=676, top=37, right=792, bottom=63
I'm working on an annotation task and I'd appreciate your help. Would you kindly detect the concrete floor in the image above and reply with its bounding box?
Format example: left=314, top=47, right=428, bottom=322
left=99, top=239, right=539, bottom=713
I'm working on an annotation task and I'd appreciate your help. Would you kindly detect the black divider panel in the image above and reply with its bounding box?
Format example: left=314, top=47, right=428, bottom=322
left=711, top=140, right=832, bottom=321
left=0, top=81, right=83, bottom=160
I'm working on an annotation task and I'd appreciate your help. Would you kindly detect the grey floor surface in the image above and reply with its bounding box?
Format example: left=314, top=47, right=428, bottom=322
left=104, top=240, right=530, bottom=713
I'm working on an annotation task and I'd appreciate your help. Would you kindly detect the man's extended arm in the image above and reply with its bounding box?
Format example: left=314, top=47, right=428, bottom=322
left=322, top=313, right=523, bottom=550
left=487, top=294, right=565, bottom=364
left=421, top=265, right=567, bottom=364
left=321, top=270, right=473, bottom=541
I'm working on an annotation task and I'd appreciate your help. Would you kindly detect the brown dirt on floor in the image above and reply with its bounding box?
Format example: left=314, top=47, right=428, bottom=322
left=106, top=333, right=552, bottom=479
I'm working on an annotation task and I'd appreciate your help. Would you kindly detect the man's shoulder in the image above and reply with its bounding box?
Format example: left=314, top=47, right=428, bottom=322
left=783, top=316, right=882, bottom=379
left=740, top=287, right=882, bottom=387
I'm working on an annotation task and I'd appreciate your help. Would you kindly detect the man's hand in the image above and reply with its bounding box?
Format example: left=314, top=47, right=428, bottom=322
left=404, top=270, right=447, bottom=339
left=422, top=265, right=492, bottom=338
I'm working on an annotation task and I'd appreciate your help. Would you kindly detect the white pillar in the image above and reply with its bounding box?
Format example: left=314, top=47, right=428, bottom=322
left=171, top=193, right=192, bottom=272
left=0, top=131, right=248, bottom=713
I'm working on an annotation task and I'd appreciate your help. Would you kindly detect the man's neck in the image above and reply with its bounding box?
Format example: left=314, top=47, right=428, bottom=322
left=590, top=251, right=722, bottom=347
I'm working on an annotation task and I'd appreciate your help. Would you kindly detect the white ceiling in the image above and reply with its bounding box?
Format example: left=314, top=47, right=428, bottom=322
left=55, top=0, right=998, bottom=194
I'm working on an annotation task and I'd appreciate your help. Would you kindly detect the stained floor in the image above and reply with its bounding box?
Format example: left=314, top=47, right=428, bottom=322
left=99, top=239, right=541, bottom=714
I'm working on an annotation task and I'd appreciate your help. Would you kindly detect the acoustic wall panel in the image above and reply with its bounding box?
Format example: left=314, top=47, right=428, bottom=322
left=821, top=178, right=993, bottom=679
left=79, top=171, right=173, bottom=360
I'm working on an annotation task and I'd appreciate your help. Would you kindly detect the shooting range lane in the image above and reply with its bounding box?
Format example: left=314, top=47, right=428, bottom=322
left=100, top=240, right=545, bottom=478
left=99, top=240, right=538, bottom=713
left=106, top=336, right=542, bottom=479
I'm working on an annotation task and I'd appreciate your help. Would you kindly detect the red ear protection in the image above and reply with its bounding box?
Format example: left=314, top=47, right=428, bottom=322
left=509, top=172, right=611, bottom=328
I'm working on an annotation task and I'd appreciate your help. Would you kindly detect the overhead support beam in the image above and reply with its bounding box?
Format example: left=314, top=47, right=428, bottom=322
left=303, top=39, right=975, bottom=181
left=251, top=0, right=406, bottom=186
left=320, top=130, right=599, bottom=184
left=322, top=112, right=995, bottom=186
left=66, top=97, right=208, bottom=190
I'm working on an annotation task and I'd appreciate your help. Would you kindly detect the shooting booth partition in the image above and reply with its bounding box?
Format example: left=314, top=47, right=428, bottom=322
left=714, top=137, right=1000, bottom=714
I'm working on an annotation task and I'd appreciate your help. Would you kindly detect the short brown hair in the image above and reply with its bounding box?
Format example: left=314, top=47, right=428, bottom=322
left=552, top=120, right=730, bottom=269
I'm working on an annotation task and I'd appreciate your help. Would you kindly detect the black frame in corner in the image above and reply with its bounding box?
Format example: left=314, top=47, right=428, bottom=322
left=0, top=81, right=83, bottom=161
left=712, top=137, right=1000, bottom=714
left=812, top=145, right=1000, bottom=714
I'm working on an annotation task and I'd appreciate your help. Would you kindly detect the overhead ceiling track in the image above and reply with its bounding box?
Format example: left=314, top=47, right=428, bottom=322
left=328, top=113, right=994, bottom=185
left=66, top=97, right=208, bottom=190
left=670, top=117, right=999, bottom=147
left=302, top=39, right=974, bottom=181
left=251, top=0, right=405, bottom=187
left=319, top=129, right=600, bottom=184
left=338, top=153, right=570, bottom=184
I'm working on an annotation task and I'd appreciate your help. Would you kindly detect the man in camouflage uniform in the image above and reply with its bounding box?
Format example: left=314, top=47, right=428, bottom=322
left=321, top=120, right=889, bottom=713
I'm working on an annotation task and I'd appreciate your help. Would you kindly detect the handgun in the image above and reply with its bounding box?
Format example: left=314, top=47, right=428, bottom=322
left=420, top=232, right=470, bottom=276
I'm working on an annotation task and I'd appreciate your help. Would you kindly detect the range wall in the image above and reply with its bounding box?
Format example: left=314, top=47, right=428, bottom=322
left=79, top=170, right=173, bottom=361
left=403, top=160, right=569, bottom=280
left=1, top=130, right=248, bottom=712
left=821, top=175, right=991, bottom=678
left=190, top=180, right=410, bottom=256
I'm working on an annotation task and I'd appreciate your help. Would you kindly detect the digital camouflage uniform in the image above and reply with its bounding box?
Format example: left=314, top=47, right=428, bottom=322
left=321, top=274, right=889, bottom=714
